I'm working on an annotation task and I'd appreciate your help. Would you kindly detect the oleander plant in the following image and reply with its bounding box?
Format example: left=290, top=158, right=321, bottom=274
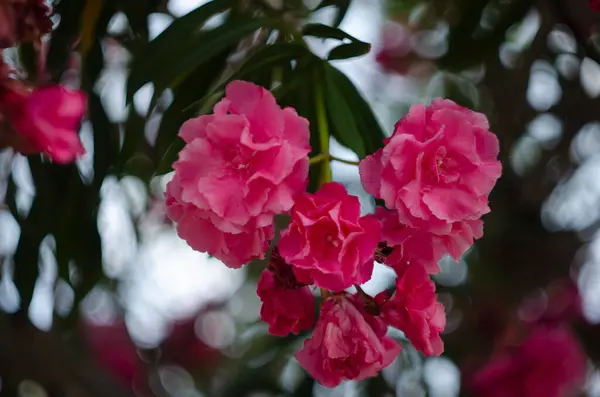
left=1, top=0, right=600, bottom=396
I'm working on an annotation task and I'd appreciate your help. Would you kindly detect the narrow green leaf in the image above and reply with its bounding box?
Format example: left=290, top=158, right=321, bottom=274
left=322, top=63, right=365, bottom=158
left=126, top=0, right=235, bottom=101
left=149, top=16, right=269, bottom=110
left=277, top=60, right=324, bottom=193
left=327, top=41, right=371, bottom=60
left=204, top=42, right=313, bottom=103
left=88, top=93, right=119, bottom=190
left=13, top=198, right=46, bottom=311
left=315, top=0, right=351, bottom=28
left=324, top=64, right=386, bottom=156
left=302, top=23, right=365, bottom=43
left=231, top=42, right=312, bottom=82
left=153, top=49, right=232, bottom=175
left=156, top=139, right=185, bottom=176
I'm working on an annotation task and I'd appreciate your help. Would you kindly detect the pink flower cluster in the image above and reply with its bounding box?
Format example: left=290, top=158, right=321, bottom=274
left=166, top=80, right=310, bottom=267
left=0, top=1, right=86, bottom=163
left=165, top=81, right=502, bottom=387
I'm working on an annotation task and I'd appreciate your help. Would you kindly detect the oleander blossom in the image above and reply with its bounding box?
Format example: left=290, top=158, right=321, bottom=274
left=257, top=268, right=315, bottom=336
left=165, top=179, right=272, bottom=268
left=360, top=99, right=501, bottom=234
left=376, top=263, right=445, bottom=356
left=470, top=326, right=586, bottom=397
left=295, top=294, right=401, bottom=387
left=0, top=84, right=86, bottom=163
left=376, top=207, right=482, bottom=274
left=165, top=80, right=311, bottom=267
left=277, top=182, right=381, bottom=291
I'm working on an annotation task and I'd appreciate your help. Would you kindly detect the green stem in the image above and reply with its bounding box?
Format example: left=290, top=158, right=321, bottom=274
left=314, top=70, right=332, bottom=185
left=330, top=155, right=360, bottom=166
left=309, top=153, right=329, bottom=165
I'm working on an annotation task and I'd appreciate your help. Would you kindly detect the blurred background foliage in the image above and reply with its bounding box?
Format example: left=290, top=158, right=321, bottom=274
left=3, top=0, right=600, bottom=396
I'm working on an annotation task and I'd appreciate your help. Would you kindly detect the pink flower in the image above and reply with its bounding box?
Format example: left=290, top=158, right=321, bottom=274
left=81, top=321, right=146, bottom=386
left=295, top=294, right=401, bottom=387
left=375, top=21, right=435, bottom=79
left=277, top=182, right=381, bottom=291
left=257, top=268, right=315, bottom=336
left=470, top=326, right=587, bottom=397
left=360, top=99, right=501, bottom=234
left=377, top=263, right=445, bottom=356
left=166, top=179, right=272, bottom=268
left=0, top=85, right=86, bottom=163
left=376, top=207, right=482, bottom=274
left=165, top=80, right=310, bottom=267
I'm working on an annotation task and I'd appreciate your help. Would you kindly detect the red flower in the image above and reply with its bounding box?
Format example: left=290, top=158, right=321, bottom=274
left=257, top=267, right=315, bottom=336
left=376, top=263, right=445, bottom=356
left=295, top=294, right=401, bottom=387
left=278, top=182, right=381, bottom=291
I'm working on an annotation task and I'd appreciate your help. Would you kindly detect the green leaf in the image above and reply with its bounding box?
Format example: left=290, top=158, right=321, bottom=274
left=88, top=93, right=119, bottom=190
left=425, top=72, right=480, bottom=110
left=156, top=139, right=185, bottom=176
left=322, top=63, right=365, bottom=158
left=439, top=0, right=530, bottom=71
left=230, top=42, right=312, bottom=82
left=302, top=23, right=364, bottom=43
left=13, top=198, right=47, bottom=311
left=327, top=41, right=371, bottom=60
left=46, top=0, right=88, bottom=81
left=324, top=63, right=386, bottom=156
left=315, top=0, right=351, bottom=28
left=205, top=42, right=313, bottom=101
left=147, top=16, right=270, bottom=114
left=126, top=0, right=235, bottom=102
left=118, top=107, right=156, bottom=185
left=277, top=60, right=324, bottom=193
left=153, top=48, right=232, bottom=175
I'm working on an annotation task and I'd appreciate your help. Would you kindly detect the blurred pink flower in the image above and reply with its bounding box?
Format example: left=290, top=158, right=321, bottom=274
left=0, top=84, right=86, bottom=163
left=165, top=80, right=310, bottom=267
left=160, top=311, right=223, bottom=374
left=375, top=21, right=435, bottom=78
left=257, top=268, right=315, bottom=336
left=82, top=322, right=145, bottom=387
left=278, top=182, right=381, bottom=291
left=375, top=206, right=482, bottom=274
left=376, top=263, right=445, bottom=356
left=360, top=99, right=501, bottom=234
left=470, top=326, right=587, bottom=397
left=519, top=279, right=582, bottom=325
left=295, top=294, right=401, bottom=387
